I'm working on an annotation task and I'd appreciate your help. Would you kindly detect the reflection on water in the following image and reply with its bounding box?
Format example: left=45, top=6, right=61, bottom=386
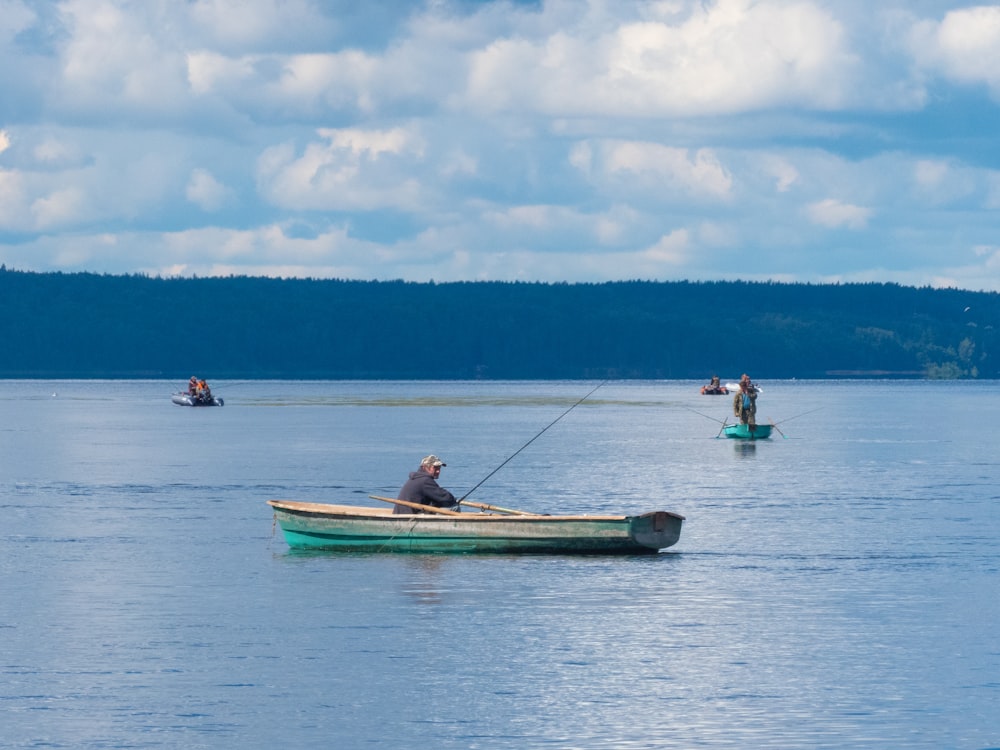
left=399, top=557, right=448, bottom=605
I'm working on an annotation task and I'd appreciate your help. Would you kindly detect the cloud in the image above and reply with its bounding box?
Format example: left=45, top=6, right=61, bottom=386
left=909, top=6, right=1000, bottom=98
left=32, top=187, right=87, bottom=228
left=256, top=126, right=428, bottom=211
left=186, top=168, right=232, bottom=212
left=805, top=198, right=873, bottom=229
left=642, top=229, right=690, bottom=264
left=914, top=159, right=949, bottom=188
left=761, top=156, right=800, bottom=193
left=0, top=169, right=28, bottom=227
left=52, top=0, right=191, bottom=116
left=188, top=0, right=339, bottom=52
left=3, top=0, right=1000, bottom=292
left=0, top=0, right=35, bottom=41
left=465, top=0, right=861, bottom=117
left=573, top=139, right=733, bottom=200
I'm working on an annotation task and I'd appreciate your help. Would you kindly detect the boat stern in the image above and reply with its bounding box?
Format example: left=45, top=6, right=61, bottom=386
left=630, top=511, right=685, bottom=551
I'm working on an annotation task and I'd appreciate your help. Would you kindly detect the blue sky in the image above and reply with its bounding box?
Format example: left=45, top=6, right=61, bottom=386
left=2, top=0, right=1000, bottom=289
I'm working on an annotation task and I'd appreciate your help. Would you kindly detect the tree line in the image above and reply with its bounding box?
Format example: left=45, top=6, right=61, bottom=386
left=0, top=266, right=995, bottom=379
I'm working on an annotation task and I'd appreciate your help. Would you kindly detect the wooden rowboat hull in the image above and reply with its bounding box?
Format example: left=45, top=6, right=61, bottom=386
left=267, top=500, right=684, bottom=554
left=723, top=423, right=772, bottom=439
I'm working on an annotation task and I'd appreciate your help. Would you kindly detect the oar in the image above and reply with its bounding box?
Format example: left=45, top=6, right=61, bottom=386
left=769, top=419, right=787, bottom=439
left=369, top=495, right=463, bottom=516
left=459, top=499, right=540, bottom=516
left=715, top=417, right=729, bottom=439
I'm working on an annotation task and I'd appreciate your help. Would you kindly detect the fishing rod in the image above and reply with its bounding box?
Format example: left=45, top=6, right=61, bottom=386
left=772, top=407, right=822, bottom=426
left=460, top=380, right=608, bottom=502
left=682, top=405, right=727, bottom=425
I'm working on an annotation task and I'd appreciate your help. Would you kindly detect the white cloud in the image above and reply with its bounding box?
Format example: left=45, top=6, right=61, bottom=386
left=909, top=5, right=1000, bottom=97
left=642, top=229, right=690, bottom=264
left=440, top=149, right=478, bottom=178
left=577, top=139, right=733, bottom=199
left=185, top=51, right=255, bottom=96
left=0, top=0, right=34, bottom=41
left=188, top=0, right=337, bottom=51
left=0, top=169, right=28, bottom=227
left=32, top=187, right=87, bottom=228
left=54, top=0, right=191, bottom=114
left=568, top=141, right=593, bottom=175
left=257, top=126, right=428, bottom=211
left=605, top=142, right=733, bottom=198
left=186, top=168, right=232, bottom=212
left=914, top=159, right=949, bottom=187
left=186, top=49, right=381, bottom=115
left=3, top=0, right=1000, bottom=291
left=465, top=0, right=860, bottom=117
left=986, top=171, right=1000, bottom=209
left=762, top=157, right=800, bottom=193
left=805, top=198, right=872, bottom=229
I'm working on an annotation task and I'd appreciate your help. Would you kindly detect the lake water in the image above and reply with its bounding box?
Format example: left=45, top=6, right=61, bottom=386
left=1, top=379, right=998, bottom=749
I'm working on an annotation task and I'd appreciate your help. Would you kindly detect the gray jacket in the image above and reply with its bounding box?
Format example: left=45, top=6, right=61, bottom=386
left=393, top=468, right=458, bottom=514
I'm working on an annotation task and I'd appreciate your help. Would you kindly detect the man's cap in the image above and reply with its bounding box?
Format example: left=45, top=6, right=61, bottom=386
left=421, top=454, right=446, bottom=468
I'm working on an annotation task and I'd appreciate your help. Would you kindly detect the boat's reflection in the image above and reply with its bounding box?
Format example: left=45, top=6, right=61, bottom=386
left=399, top=556, right=447, bottom=605
left=734, top=441, right=757, bottom=457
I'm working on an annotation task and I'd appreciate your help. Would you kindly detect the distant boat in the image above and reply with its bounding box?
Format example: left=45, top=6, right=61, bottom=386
left=700, top=383, right=729, bottom=395
left=172, top=392, right=224, bottom=407
left=726, top=382, right=762, bottom=393
left=267, top=499, right=685, bottom=554
left=723, top=423, right=772, bottom=440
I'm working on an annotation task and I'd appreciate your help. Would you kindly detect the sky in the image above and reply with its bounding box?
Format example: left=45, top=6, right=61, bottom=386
left=2, top=0, right=1000, bottom=289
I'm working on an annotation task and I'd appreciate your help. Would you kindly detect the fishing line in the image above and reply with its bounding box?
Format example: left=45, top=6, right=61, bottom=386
left=773, top=407, right=822, bottom=426
left=682, top=405, right=728, bottom=425
left=460, top=380, right=608, bottom=502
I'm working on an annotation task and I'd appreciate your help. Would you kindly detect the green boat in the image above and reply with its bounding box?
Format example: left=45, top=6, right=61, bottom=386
left=723, top=423, right=772, bottom=439
left=267, top=499, right=685, bottom=554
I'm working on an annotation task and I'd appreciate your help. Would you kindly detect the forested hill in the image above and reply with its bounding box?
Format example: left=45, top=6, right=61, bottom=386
left=1, top=267, right=996, bottom=379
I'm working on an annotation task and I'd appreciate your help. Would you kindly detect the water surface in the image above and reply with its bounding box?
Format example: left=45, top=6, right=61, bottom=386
left=2, top=379, right=998, bottom=749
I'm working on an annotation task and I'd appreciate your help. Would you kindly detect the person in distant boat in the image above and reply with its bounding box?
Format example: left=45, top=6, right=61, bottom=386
left=196, top=379, right=212, bottom=404
left=710, top=375, right=721, bottom=388
left=393, top=455, right=459, bottom=514
left=188, top=376, right=199, bottom=396
left=733, top=374, right=758, bottom=426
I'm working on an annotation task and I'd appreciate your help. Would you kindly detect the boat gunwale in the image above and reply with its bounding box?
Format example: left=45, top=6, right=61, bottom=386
left=267, top=499, right=685, bottom=523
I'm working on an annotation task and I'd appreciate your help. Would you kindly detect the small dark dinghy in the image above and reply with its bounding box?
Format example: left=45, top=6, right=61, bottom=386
left=700, top=384, right=730, bottom=395
left=172, top=392, right=224, bottom=407
left=173, top=377, right=223, bottom=407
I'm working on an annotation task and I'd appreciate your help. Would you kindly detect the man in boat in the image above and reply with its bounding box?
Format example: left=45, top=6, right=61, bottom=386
left=702, top=374, right=725, bottom=394
left=187, top=376, right=199, bottom=396
left=393, top=455, right=459, bottom=514
left=733, top=373, right=758, bottom=426
left=193, top=379, right=213, bottom=403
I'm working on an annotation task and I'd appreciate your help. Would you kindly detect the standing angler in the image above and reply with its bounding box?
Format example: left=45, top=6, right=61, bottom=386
left=733, top=374, right=759, bottom=427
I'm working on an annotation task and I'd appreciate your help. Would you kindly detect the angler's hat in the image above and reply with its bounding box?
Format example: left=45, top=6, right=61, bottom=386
left=421, top=454, right=446, bottom=468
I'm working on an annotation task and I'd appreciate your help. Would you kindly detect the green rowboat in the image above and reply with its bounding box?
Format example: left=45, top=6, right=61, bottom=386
left=267, top=499, right=685, bottom=554
left=723, top=423, right=772, bottom=440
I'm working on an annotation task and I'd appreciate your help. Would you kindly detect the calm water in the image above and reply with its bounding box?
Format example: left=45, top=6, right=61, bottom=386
left=1, top=379, right=998, bottom=749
